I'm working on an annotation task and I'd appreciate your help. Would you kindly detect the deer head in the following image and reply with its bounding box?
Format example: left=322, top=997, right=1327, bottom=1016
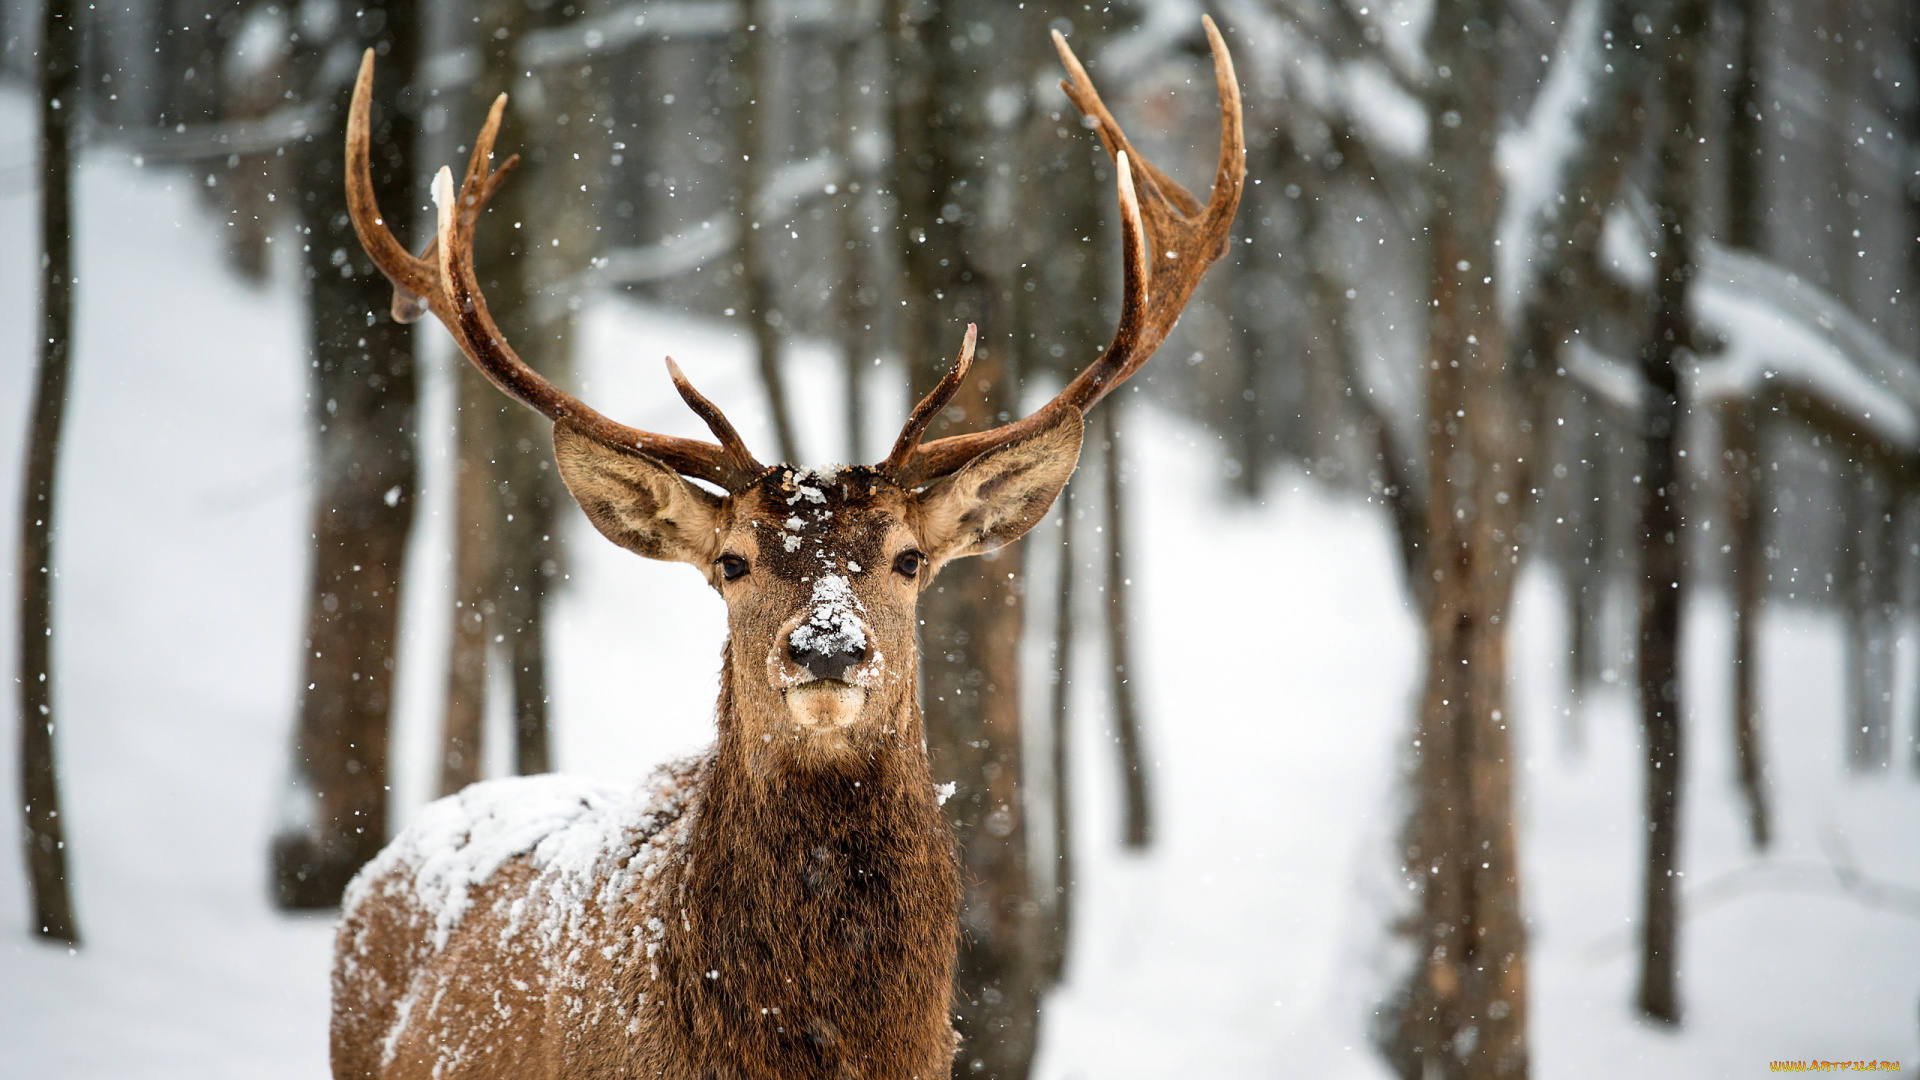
left=344, top=20, right=1243, bottom=771
left=547, top=391, right=1084, bottom=768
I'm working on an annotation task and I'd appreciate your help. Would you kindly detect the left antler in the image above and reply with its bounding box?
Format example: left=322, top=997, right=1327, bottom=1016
left=346, top=51, right=765, bottom=491
left=881, top=15, right=1245, bottom=488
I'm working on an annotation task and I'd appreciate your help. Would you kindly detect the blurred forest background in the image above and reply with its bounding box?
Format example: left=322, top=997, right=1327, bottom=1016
left=4, top=0, right=1920, bottom=1077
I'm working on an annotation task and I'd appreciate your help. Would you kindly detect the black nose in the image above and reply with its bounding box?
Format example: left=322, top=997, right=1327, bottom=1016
left=789, top=637, right=868, bottom=683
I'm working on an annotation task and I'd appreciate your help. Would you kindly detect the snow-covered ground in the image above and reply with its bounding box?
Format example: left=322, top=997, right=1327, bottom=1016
left=1, top=87, right=1916, bottom=1078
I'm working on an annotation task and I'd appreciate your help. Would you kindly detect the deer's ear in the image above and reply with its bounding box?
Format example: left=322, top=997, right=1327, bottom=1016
left=917, top=407, right=1083, bottom=564
left=553, top=421, right=726, bottom=565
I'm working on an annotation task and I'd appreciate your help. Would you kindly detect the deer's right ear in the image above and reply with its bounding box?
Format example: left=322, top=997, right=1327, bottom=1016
left=553, top=421, right=726, bottom=565
left=915, top=406, right=1083, bottom=565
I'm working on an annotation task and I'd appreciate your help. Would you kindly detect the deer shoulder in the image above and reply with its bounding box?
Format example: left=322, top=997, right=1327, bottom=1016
left=331, top=760, right=701, bottom=1076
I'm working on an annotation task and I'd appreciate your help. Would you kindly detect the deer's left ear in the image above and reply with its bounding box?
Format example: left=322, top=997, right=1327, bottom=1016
left=916, top=407, right=1084, bottom=564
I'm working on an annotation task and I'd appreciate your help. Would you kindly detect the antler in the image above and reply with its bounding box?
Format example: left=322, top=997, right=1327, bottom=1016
left=881, top=15, right=1245, bottom=488
left=346, top=50, right=764, bottom=491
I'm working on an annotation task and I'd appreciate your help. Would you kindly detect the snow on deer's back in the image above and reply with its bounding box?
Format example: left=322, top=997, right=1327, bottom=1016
left=331, top=760, right=703, bottom=1077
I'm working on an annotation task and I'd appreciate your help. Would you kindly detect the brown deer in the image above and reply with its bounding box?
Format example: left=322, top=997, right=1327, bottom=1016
left=330, top=19, right=1242, bottom=1080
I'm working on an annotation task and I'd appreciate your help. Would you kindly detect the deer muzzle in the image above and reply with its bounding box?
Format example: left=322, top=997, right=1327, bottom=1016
left=770, top=577, right=883, bottom=728
left=783, top=681, right=868, bottom=729
left=783, top=633, right=872, bottom=728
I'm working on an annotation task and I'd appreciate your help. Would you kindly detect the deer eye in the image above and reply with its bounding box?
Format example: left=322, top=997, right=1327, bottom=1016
left=718, top=554, right=749, bottom=582
left=893, top=550, right=925, bottom=579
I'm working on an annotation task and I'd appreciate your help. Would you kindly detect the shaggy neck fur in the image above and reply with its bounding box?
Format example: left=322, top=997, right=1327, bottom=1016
left=633, top=647, right=960, bottom=1078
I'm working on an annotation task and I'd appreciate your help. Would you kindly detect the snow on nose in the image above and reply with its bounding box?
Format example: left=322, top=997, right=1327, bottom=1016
left=787, top=574, right=869, bottom=682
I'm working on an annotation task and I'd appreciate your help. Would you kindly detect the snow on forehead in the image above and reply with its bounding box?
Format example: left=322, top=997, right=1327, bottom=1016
left=759, top=465, right=893, bottom=564
left=771, top=464, right=863, bottom=506
left=781, top=464, right=847, bottom=506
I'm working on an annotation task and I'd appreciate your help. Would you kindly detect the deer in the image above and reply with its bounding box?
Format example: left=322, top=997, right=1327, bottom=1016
left=329, top=18, right=1242, bottom=1080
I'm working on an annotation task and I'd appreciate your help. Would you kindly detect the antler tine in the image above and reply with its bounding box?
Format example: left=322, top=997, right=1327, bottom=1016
left=428, top=168, right=758, bottom=490
left=349, top=49, right=523, bottom=324
left=1066, top=152, right=1151, bottom=405
left=346, top=49, right=436, bottom=316
left=666, top=357, right=765, bottom=478
left=881, top=324, right=977, bottom=475
left=348, top=51, right=761, bottom=491
left=882, top=19, right=1244, bottom=488
left=396, top=158, right=518, bottom=322
left=465, top=93, right=507, bottom=198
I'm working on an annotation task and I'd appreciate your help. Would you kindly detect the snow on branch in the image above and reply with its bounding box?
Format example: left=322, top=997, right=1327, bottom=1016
left=1690, top=242, right=1920, bottom=451
left=533, top=153, right=842, bottom=320
left=1099, top=0, right=1206, bottom=82
left=104, top=102, right=329, bottom=163
left=597, top=153, right=840, bottom=284
left=1219, top=0, right=1425, bottom=164
left=1497, top=0, right=1602, bottom=324
left=1334, top=59, right=1426, bottom=161
left=1562, top=338, right=1644, bottom=414
left=517, top=0, right=840, bottom=70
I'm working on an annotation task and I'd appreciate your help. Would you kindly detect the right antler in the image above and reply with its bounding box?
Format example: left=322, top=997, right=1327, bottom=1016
left=881, top=16, right=1245, bottom=488
left=345, top=50, right=764, bottom=491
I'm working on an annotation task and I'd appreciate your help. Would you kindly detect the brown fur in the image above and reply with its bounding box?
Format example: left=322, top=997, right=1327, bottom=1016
left=330, top=416, right=1081, bottom=1080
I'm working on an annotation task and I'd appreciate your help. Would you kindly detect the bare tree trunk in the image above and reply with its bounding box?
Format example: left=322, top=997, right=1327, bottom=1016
left=496, top=16, right=593, bottom=779
left=502, top=494, right=556, bottom=778
left=1218, top=237, right=1265, bottom=501
left=18, top=0, right=81, bottom=944
left=1844, top=471, right=1896, bottom=770
left=1041, top=481, right=1076, bottom=987
left=1328, top=228, right=1425, bottom=594
left=1721, top=401, right=1770, bottom=849
left=1908, top=496, right=1920, bottom=778
left=1633, top=0, right=1707, bottom=1024
left=1097, top=400, right=1151, bottom=849
left=834, top=0, right=876, bottom=462
left=1819, top=0, right=1856, bottom=304
left=1908, top=25, right=1920, bottom=778
left=439, top=371, right=499, bottom=796
left=1512, top=0, right=1649, bottom=736
left=438, top=0, right=527, bottom=797
left=1014, top=3, right=1117, bottom=993
left=1563, top=389, right=1607, bottom=749
left=740, top=0, right=800, bottom=465
left=437, top=0, right=580, bottom=794
left=1722, top=0, right=1770, bottom=842
left=1388, top=1, right=1529, bottom=1076
left=891, top=1, right=1043, bottom=1072
left=273, top=0, right=421, bottom=909
left=1724, top=0, right=1766, bottom=255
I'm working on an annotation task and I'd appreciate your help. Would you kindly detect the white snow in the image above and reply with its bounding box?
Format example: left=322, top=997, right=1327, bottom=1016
left=226, top=5, right=291, bottom=81
left=1691, top=242, right=1920, bottom=449
left=1561, top=337, right=1645, bottom=413
left=788, top=574, right=867, bottom=657
left=340, top=753, right=700, bottom=1065
left=1498, top=0, right=1601, bottom=323
left=1337, top=59, right=1428, bottom=163
left=1600, top=201, right=1657, bottom=291
left=0, top=86, right=1914, bottom=1080
left=355, top=773, right=614, bottom=951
